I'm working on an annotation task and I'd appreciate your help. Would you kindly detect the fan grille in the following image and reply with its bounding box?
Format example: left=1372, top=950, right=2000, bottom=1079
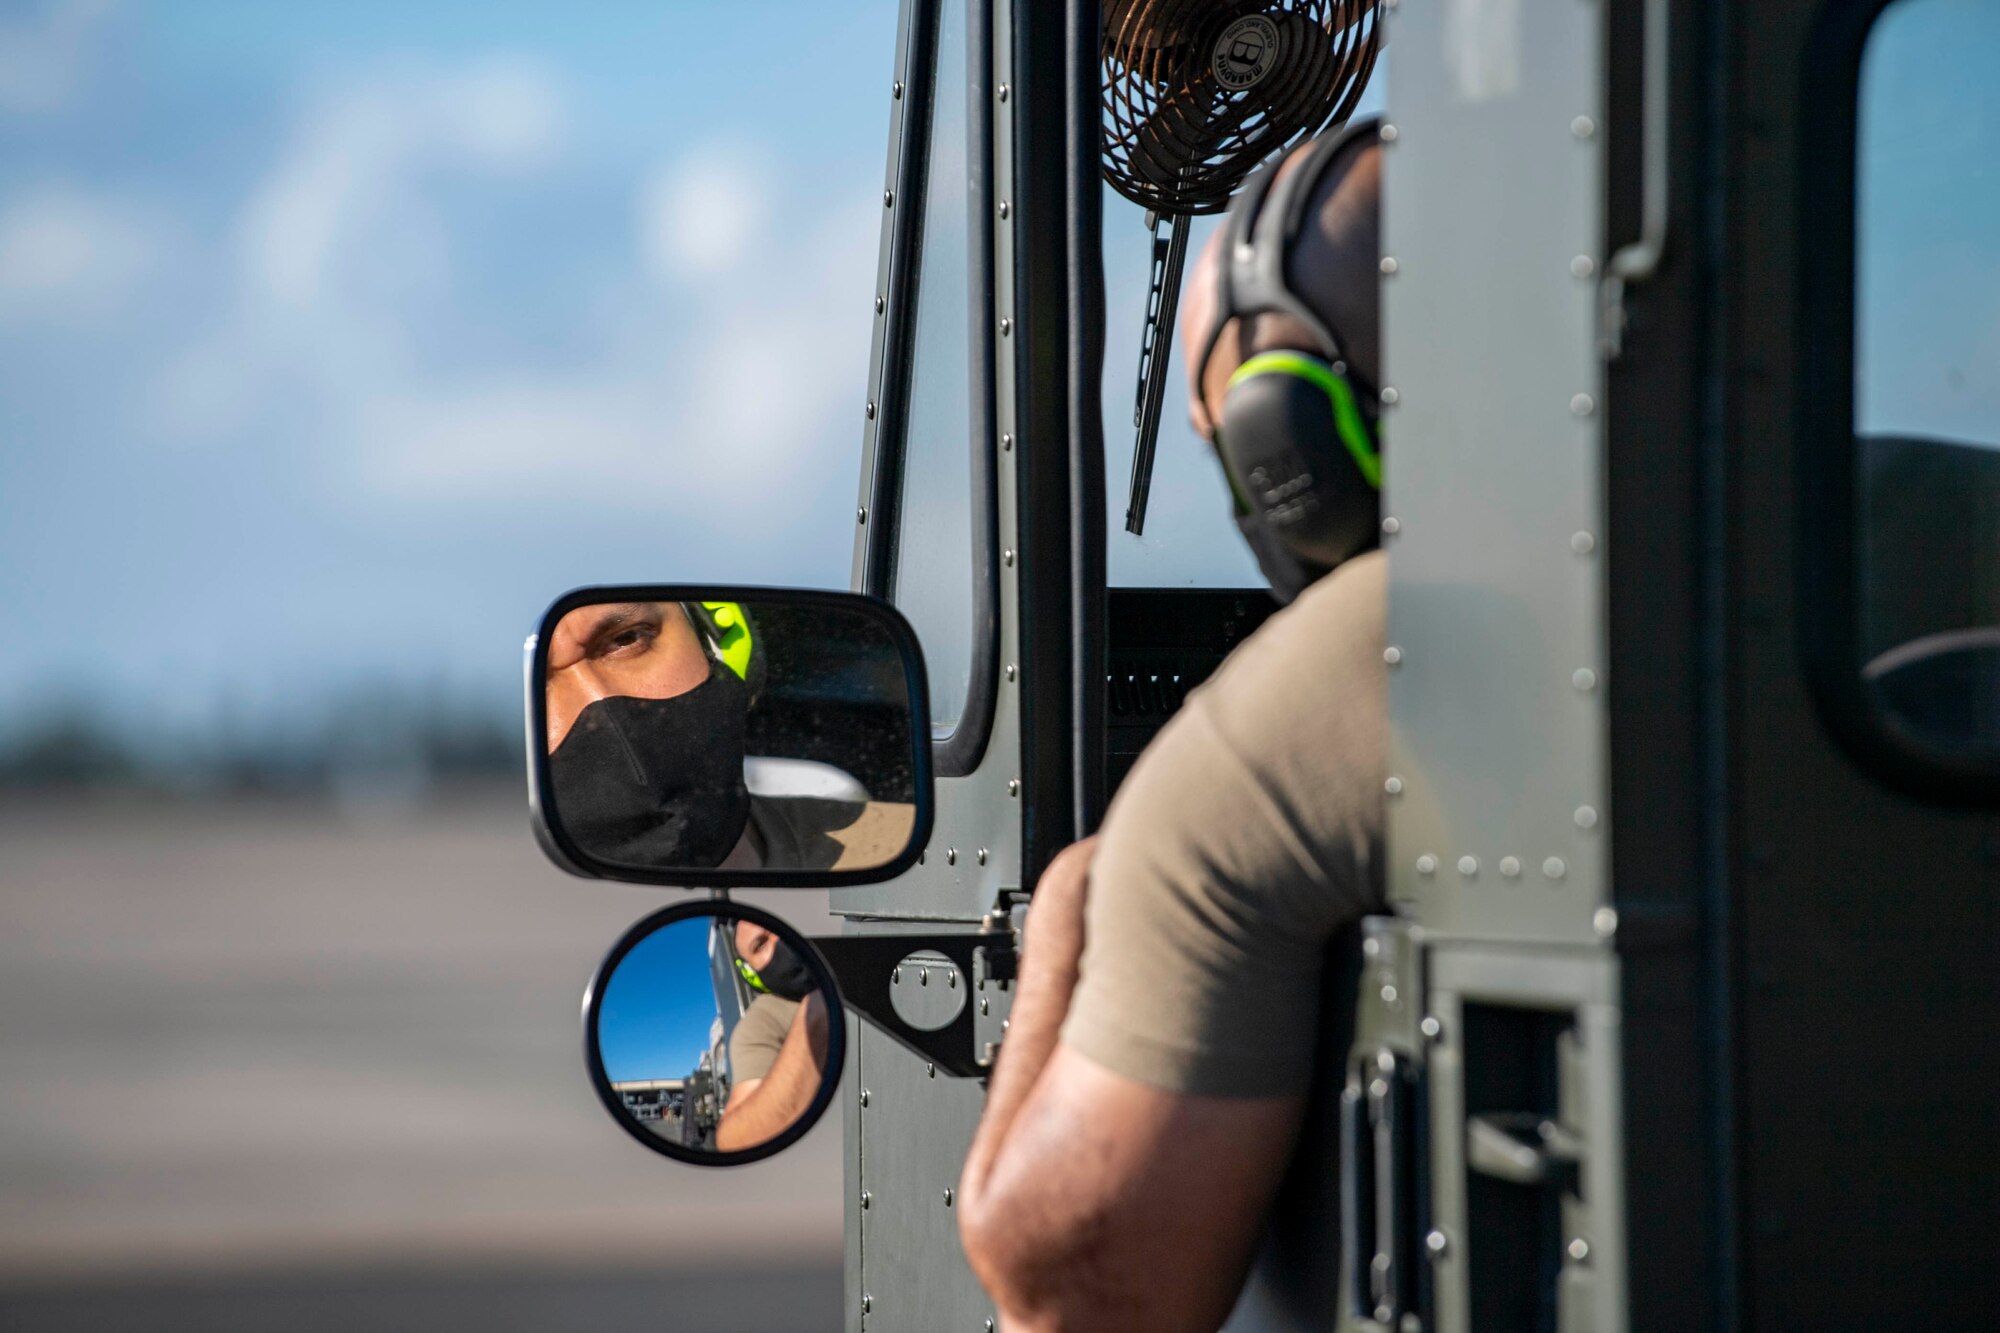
left=1103, top=0, right=1380, bottom=216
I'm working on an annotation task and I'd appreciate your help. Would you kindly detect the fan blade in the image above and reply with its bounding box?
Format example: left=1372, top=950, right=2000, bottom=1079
left=1126, top=212, right=1192, bottom=536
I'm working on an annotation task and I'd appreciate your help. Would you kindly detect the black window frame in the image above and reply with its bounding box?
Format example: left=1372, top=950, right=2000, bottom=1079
left=861, top=0, right=1001, bottom=779
left=1797, top=0, right=2000, bottom=804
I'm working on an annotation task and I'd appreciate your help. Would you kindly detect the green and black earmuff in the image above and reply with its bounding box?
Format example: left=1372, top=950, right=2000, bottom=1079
left=1196, top=117, right=1383, bottom=587
left=687, top=600, right=766, bottom=699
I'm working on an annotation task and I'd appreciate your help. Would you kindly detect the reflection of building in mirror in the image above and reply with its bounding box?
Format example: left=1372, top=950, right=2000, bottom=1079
left=596, top=915, right=832, bottom=1155
left=543, top=598, right=918, bottom=873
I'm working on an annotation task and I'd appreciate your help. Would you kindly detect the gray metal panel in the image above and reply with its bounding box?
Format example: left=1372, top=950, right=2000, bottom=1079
left=852, top=1019, right=997, bottom=1333
left=1380, top=0, right=1610, bottom=944
left=842, top=0, right=1022, bottom=924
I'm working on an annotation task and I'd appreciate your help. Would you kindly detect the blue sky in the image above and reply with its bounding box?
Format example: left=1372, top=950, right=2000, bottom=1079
left=596, top=914, right=718, bottom=1084
left=0, top=0, right=897, bottom=748
left=5, top=0, right=1983, bottom=762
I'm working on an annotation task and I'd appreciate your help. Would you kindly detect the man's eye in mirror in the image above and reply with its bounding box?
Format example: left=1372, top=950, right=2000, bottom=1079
left=588, top=904, right=844, bottom=1164
left=533, top=592, right=929, bottom=884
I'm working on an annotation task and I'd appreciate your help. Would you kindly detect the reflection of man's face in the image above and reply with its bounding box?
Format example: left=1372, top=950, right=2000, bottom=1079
left=545, top=602, right=711, bottom=752
left=733, top=920, right=778, bottom=972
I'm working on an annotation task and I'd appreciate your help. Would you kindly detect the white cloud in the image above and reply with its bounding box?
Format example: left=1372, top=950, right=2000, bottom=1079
left=152, top=57, right=879, bottom=526
left=637, top=146, right=772, bottom=282
left=0, top=0, right=114, bottom=115
left=0, top=184, right=155, bottom=323
left=239, top=57, right=568, bottom=309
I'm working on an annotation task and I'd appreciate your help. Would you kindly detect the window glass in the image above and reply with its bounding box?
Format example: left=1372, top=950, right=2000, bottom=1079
left=891, top=0, right=976, bottom=734
left=1103, top=70, right=1385, bottom=588
left=1855, top=0, right=2000, bottom=748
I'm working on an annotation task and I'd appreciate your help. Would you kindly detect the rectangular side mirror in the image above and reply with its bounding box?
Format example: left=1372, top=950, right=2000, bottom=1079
left=526, top=587, right=932, bottom=887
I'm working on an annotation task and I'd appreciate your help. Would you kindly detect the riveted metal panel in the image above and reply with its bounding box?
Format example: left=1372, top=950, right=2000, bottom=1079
left=852, top=1018, right=996, bottom=1333
left=1380, top=0, right=1610, bottom=945
left=842, top=0, right=1023, bottom=924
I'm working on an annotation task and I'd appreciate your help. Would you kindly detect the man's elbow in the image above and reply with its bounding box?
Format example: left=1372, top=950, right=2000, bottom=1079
left=957, top=1183, right=1102, bottom=1333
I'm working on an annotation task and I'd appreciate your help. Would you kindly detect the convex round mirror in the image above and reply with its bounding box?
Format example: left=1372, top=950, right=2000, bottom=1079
left=528, top=588, right=932, bottom=886
left=585, top=900, right=845, bottom=1166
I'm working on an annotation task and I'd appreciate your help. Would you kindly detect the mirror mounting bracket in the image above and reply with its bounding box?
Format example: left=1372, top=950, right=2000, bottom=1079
left=811, top=914, right=1018, bottom=1078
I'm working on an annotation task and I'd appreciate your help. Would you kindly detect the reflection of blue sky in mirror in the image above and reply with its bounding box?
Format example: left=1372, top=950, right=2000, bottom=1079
left=0, top=0, right=896, bottom=751
left=597, top=916, right=718, bottom=1084
left=1858, top=0, right=2000, bottom=449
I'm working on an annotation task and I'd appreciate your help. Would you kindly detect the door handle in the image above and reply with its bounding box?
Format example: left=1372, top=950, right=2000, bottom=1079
left=1465, top=1112, right=1583, bottom=1186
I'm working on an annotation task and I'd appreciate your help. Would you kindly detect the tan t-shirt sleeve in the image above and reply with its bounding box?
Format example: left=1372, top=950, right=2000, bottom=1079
left=1060, top=552, right=1388, bottom=1098
left=728, top=994, right=799, bottom=1086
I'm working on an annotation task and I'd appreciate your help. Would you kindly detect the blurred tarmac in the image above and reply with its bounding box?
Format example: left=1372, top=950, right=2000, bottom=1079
left=0, top=789, right=842, bottom=1330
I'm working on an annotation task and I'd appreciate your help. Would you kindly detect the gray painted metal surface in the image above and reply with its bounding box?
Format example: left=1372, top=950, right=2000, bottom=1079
left=841, top=0, right=1019, bottom=1328
left=1380, top=0, right=1611, bottom=946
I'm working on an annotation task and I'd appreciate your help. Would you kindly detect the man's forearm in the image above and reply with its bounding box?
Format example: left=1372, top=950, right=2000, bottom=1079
left=716, top=1005, right=827, bottom=1151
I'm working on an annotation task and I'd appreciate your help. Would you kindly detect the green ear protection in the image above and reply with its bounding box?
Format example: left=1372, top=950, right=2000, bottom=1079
left=687, top=601, right=764, bottom=697
left=1197, top=117, right=1384, bottom=590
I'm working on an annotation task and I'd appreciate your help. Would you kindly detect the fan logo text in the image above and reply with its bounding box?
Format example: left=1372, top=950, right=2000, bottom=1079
left=1212, top=15, right=1280, bottom=91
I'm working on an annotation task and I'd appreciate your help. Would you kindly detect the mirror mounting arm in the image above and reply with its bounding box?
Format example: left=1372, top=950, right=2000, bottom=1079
left=810, top=921, right=1019, bottom=1079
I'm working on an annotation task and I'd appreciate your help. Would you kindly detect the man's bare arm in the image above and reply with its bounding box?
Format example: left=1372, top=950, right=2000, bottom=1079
left=957, top=841, right=1304, bottom=1333
left=716, top=995, right=828, bottom=1152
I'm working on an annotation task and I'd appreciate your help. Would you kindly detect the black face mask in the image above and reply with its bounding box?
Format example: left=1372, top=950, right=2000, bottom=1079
left=740, top=936, right=818, bottom=1002
left=549, top=664, right=750, bottom=870
left=1235, top=511, right=1334, bottom=606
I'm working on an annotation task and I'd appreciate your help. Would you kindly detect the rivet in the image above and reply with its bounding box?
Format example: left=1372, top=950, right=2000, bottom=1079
left=1544, top=856, right=1568, bottom=880
left=1500, top=856, right=1522, bottom=878
left=946, top=847, right=958, bottom=865
left=1380, top=983, right=1399, bottom=1004
left=976, top=847, right=988, bottom=865
left=980, top=996, right=989, bottom=1015
left=999, top=317, right=1012, bottom=336
left=1427, top=1228, right=1450, bottom=1256
left=943, top=1188, right=954, bottom=1206
left=1379, top=123, right=1398, bottom=143
left=986, top=1321, right=996, bottom=1333
left=875, top=295, right=885, bottom=314
left=1571, top=530, right=1597, bottom=555
left=1376, top=1303, right=1395, bottom=1324
left=1573, top=667, right=1598, bottom=692
left=863, top=1294, right=873, bottom=1314
left=1007, top=778, right=1020, bottom=797
left=1363, top=937, right=1381, bottom=959
left=884, top=190, right=895, bottom=208
left=858, top=507, right=869, bottom=524
left=919, top=966, right=929, bottom=986
left=865, top=400, right=877, bottom=420
left=1416, top=853, right=1438, bottom=876
left=1572, top=115, right=1596, bottom=140
left=1005, top=663, right=1016, bottom=681
left=1380, top=386, right=1400, bottom=406
left=1575, top=805, right=1600, bottom=830
left=892, top=966, right=902, bottom=984
left=1458, top=855, right=1479, bottom=877
left=997, top=83, right=1009, bottom=102
left=1380, top=256, right=1399, bottom=275
left=1001, top=432, right=1014, bottom=451
left=1593, top=907, right=1618, bottom=938
left=926, top=1062, right=936, bottom=1078
left=998, top=200, right=1011, bottom=220
left=1568, top=1237, right=1591, bottom=1262
left=860, top=1088, right=871, bottom=1106
left=861, top=1190, right=873, bottom=1209
left=1571, top=255, right=1596, bottom=278
left=1003, top=548, right=1014, bottom=566
left=1570, top=392, right=1596, bottom=417
left=1383, top=645, right=1403, bottom=666
left=893, top=80, right=904, bottom=99
left=1420, top=1016, right=1443, bottom=1041
left=1385, top=775, right=1404, bottom=796
left=1381, top=515, right=1401, bottom=536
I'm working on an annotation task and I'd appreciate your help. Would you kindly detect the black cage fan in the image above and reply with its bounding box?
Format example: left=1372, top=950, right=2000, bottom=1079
left=1104, top=0, right=1380, bottom=534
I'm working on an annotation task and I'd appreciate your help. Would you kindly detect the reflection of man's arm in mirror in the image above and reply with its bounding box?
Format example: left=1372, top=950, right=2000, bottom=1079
left=716, top=993, right=829, bottom=1152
